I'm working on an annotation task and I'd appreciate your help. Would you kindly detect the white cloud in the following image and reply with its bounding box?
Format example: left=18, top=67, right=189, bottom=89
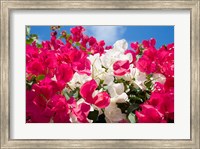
left=85, top=26, right=126, bottom=45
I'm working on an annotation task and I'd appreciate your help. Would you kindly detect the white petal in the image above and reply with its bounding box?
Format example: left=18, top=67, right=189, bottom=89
left=104, top=103, right=126, bottom=123
left=113, top=83, right=124, bottom=95
left=152, top=73, right=166, bottom=84
left=104, top=75, right=114, bottom=85
left=113, top=39, right=128, bottom=52
left=111, top=92, right=128, bottom=103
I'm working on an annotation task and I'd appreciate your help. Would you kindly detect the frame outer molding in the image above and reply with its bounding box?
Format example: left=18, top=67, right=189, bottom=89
left=1, top=0, right=9, bottom=148
left=0, top=0, right=199, bottom=148
left=191, top=0, right=200, bottom=148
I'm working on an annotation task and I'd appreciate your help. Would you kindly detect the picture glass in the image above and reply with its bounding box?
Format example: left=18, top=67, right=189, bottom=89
left=26, top=25, right=174, bottom=123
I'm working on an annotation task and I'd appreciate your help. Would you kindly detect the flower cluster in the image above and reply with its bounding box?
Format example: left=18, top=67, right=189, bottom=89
left=26, top=26, right=174, bottom=123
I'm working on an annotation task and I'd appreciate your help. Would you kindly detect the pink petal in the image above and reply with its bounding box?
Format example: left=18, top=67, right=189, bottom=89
left=80, top=79, right=98, bottom=104
left=113, top=60, right=130, bottom=76
left=93, top=92, right=110, bottom=108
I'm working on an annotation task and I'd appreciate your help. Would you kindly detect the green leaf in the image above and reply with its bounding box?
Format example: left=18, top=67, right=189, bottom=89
left=58, top=35, right=64, bottom=39
left=103, top=86, right=108, bottom=91
left=73, top=89, right=80, bottom=99
left=96, top=114, right=106, bottom=123
left=75, top=42, right=80, bottom=46
left=88, top=110, right=99, bottom=122
left=80, top=46, right=86, bottom=51
left=116, top=102, right=129, bottom=113
left=144, top=80, right=152, bottom=90
left=146, top=92, right=150, bottom=99
left=127, top=103, right=139, bottom=113
left=128, top=112, right=136, bottom=123
left=26, top=82, right=32, bottom=90
left=100, top=79, right=104, bottom=85
left=87, top=51, right=92, bottom=54
left=30, top=34, right=38, bottom=39
left=26, top=38, right=34, bottom=45
left=37, top=43, right=42, bottom=48
left=63, top=92, right=70, bottom=100
left=69, top=39, right=73, bottom=44
left=146, top=74, right=153, bottom=80
left=26, top=26, right=31, bottom=36
left=36, top=74, right=45, bottom=81
left=129, top=95, right=143, bottom=103
left=136, top=55, right=142, bottom=59
left=66, top=34, right=71, bottom=40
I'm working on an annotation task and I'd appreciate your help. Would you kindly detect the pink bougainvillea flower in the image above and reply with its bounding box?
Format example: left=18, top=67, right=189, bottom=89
left=130, top=41, right=139, bottom=50
left=124, top=50, right=136, bottom=64
left=41, top=51, right=57, bottom=69
left=105, top=45, right=113, bottom=50
left=148, top=82, right=174, bottom=121
left=26, top=105, right=52, bottom=123
left=149, top=38, right=156, bottom=47
left=89, top=36, right=97, bottom=46
left=136, top=47, right=158, bottom=74
left=88, top=42, right=105, bottom=55
left=136, top=57, right=157, bottom=74
left=81, top=34, right=89, bottom=45
left=164, top=77, right=174, bottom=91
left=130, top=42, right=140, bottom=55
left=26, top=90, right=52, bottom=123
left=66, top=97, right=90, bottom=123
left=167, top=43, right=174, bottom=51
left=60, top=48, right=91, bottom=75
left=26, top=59, right=45, bottom=76
left=56, top=63, right=74, bottom=83
left=37, top=77, right=65, bottom=95
left=93, top=92, right=110, bottom=109
left=113, top=60, right=130, bottom=76
left=136, top=42, right=174, bottom=76
left=80, top=79, right=110, bottom=108
left=80, top=79, right=98, bottom=103
left=72, top=49, right=91, bottom=75
left=157, top=46, right=174, bottom=78
left=48, top=95, right=70, bottom=123
left=26, top=45, right=39, bottom=63
left=28, top=77, right=67, bottom=122
left=49, top=31, right=65, bottom=50
left=148, top=92, right=174, bottom=121
left=42, top=41, right=51, bottom=51
left=98, top=40, right=105, bottom=47
left=32, top=81, right=53, bottom=100
left=73, top=102, right=91, bottom=123
left=142, top=40, right=150, bottom=48
left=135, top=104, right=166, bottom=123
left=143, top=38, right=157, bottom=48
left=73, top=59, right=91, bottom=76
left=143, top=47, right=157, bottom=60
left=70, top=26, right=85, bottom=42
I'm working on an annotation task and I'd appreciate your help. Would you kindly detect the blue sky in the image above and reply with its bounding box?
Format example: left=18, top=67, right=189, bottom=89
left=29, top=26, right=174, bottom=49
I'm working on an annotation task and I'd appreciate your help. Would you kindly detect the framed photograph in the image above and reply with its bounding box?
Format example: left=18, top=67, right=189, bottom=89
left=1, top=0, right=199, bottom=148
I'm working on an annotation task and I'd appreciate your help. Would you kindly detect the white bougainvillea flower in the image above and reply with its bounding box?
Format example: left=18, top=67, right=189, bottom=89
left=102, top=74, right=114, bottom=86
left=104, top=82, right=128, bottom=122
left=111, top=92, right=128, bottom=103
left=108, top=83, right=125, bottom=98
left=88, top=53, right=107, bottom=82
left=133, top=68, right=147, bottom=90
left=100, top=39, right=132, bottom=70
left=68, top=72, right=91, bottom=90
left=152, top=73, right=166, bottom=84
left=121, top=65, right=136, bottom=81
left=104, top=103, right=126, bottom=123
left=113, top=39, right=128, bottom=53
